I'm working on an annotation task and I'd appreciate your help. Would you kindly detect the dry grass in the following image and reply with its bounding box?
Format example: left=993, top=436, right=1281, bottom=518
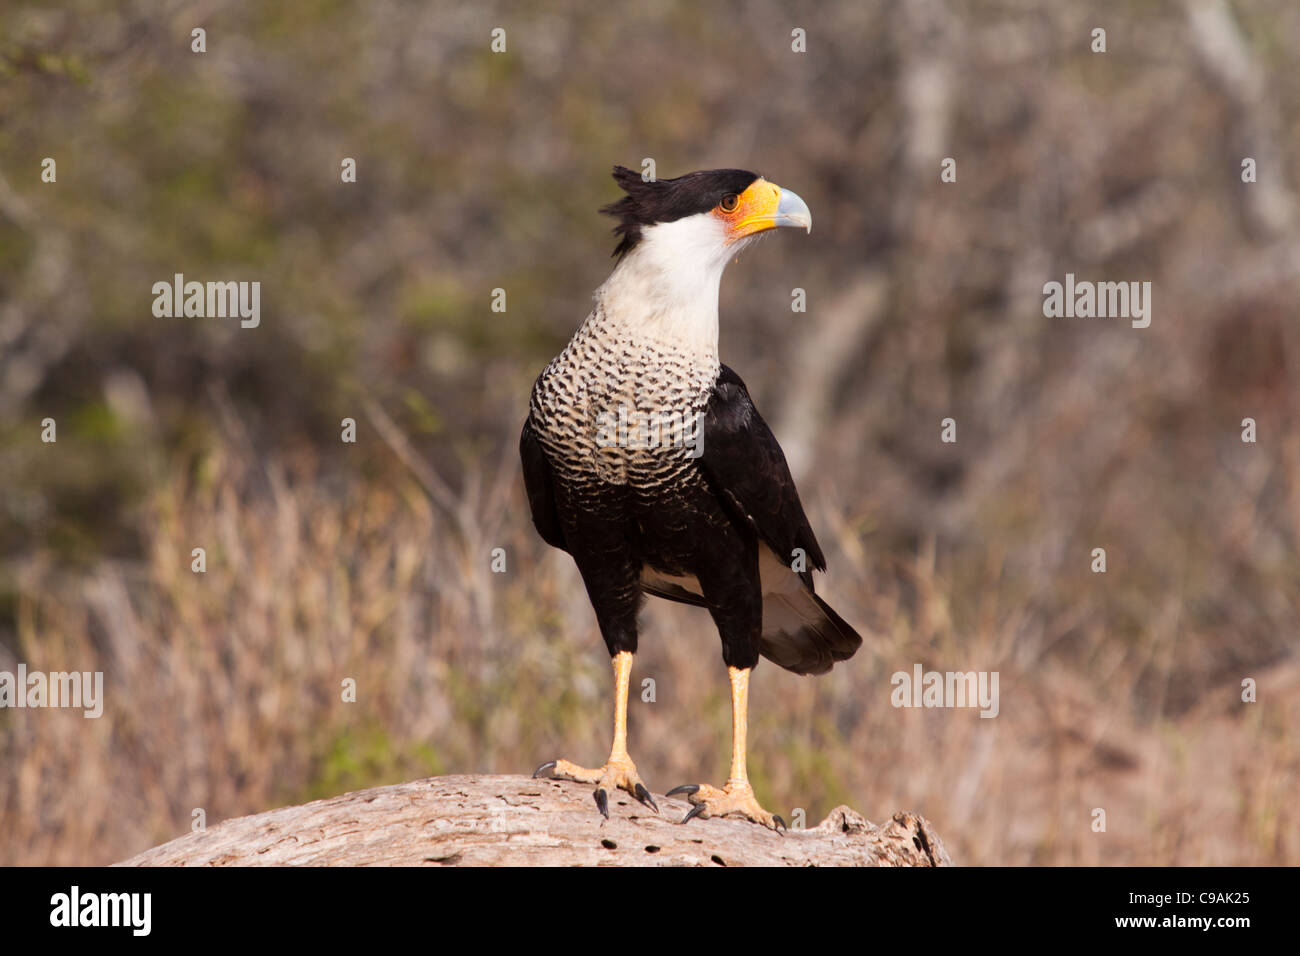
left=2, top=438, right=1294, bottom=866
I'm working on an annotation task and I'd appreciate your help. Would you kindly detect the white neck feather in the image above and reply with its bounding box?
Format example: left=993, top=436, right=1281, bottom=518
left=592, top=214, right=742, bottom=358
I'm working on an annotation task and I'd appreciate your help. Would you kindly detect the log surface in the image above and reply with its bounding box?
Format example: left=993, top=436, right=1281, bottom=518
left=117, top=774, right=952, bottom=867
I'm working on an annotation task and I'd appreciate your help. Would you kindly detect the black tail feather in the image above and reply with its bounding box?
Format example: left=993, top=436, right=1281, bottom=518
left=758, top=590, right=862, bottom=675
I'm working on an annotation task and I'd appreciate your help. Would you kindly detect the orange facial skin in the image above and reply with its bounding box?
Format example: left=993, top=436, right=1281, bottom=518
left=714, top=178, right=783, bottom=242
left=712, top=178, right=812, bottom=243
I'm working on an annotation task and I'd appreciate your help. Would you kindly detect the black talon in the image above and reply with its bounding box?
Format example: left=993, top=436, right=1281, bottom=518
left=594, top=788, right=609, bottom=819
left=532, top=761, right=557, bottom=779
left=774, top=815, right=787, bottom=833
left=666, top=784, right=699, bottom=798
left=633, top=783, right=659, bottom=813
left=680, top=803, right=706, bottom=825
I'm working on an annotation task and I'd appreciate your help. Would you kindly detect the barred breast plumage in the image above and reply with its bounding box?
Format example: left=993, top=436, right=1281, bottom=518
left=528, top=301, right=719, bottom=490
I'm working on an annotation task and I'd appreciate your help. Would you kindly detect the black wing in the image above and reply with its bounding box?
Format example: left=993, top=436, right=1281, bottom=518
left=698, top=364, right=826, bottom=586
left=520, top=417, right=568, bottom=552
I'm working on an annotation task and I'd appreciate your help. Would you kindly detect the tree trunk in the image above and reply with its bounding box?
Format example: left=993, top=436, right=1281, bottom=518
left=116, top=774, right=952, bottom=867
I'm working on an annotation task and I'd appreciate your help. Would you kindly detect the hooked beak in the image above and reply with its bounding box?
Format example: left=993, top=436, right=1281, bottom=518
left=771, top=187, right=812, bottom=233
left=726, top=180, right=813, bottom=241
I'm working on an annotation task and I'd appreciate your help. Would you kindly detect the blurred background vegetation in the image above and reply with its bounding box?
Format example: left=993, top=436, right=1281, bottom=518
left=1, top=0, right=1297, bottom=864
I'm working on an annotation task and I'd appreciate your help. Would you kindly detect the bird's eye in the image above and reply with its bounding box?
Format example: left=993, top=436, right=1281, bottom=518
left=719, top=194, right=739, bottom=213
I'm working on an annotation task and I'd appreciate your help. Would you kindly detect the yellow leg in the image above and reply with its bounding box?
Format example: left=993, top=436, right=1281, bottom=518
left=726, top=666, right=751, bottom=788
left=668, top=666, right=785, bottom=831
left=533, top=651, right=658, bottom=817
left=610, top=648, right=632, bottom=763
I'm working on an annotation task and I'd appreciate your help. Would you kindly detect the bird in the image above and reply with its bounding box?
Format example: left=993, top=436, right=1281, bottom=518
left=521, top=166, right=862, bottom=830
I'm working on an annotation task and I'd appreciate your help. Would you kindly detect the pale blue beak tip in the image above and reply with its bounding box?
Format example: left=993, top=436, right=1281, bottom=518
left=776, top=187, right=812, bottom=234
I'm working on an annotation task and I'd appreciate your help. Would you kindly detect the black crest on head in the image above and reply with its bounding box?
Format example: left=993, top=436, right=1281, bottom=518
left=600, top=166, right=759, bottom=260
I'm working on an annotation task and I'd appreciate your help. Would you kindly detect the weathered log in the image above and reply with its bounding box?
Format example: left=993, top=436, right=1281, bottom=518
left=116, top=774, right=951, bottom=867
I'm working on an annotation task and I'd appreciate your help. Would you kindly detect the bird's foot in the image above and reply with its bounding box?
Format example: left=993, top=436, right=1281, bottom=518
left=667, top=782, right=786, bottom=832
left=533, top=755, right=658, bottom=818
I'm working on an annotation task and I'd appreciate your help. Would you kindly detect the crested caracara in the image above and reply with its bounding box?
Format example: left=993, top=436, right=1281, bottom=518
left=522, top=166, right=861, bottom=829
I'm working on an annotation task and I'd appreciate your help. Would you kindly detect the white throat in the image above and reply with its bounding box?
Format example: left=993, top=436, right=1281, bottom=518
left=593, top=213, right=745, bottom=358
